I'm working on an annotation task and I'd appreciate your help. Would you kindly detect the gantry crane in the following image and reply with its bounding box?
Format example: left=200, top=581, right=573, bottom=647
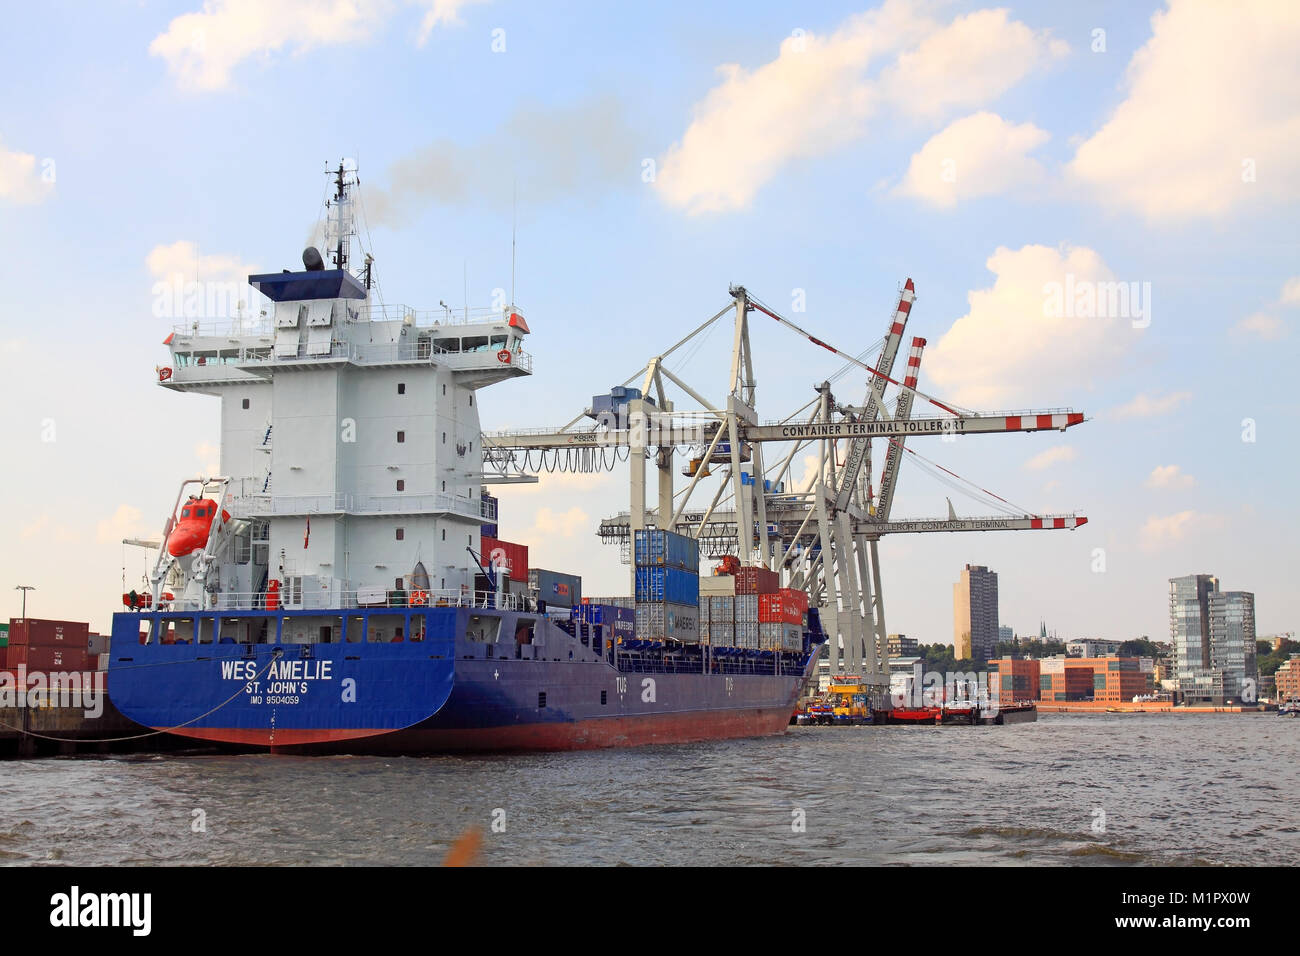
left=481, top=281, right=1088, bottom=687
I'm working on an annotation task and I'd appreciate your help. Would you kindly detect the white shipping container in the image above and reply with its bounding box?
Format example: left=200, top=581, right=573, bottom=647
left=707, top=621, right=736, bottom=646
left=700, top=575, right=736, bottom=596
left=783, top=623, right=803, bottom=651
left=735, top=594, right=759, bottom=623
left=735, top=621, right=759, bottom=648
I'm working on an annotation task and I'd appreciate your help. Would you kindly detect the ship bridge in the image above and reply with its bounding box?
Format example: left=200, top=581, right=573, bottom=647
left=159, top=302, right=532, bottom=391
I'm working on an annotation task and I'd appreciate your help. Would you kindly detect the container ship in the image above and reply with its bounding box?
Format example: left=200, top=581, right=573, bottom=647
left=107, top=165, right=824, bottom=753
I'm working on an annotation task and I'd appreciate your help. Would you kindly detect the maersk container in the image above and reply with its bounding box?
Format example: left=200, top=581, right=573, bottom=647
left=634, top=602, right=700, bottom=642
left=634, top=566, right=700, bottom=605
left=574, top=603, right=635, bottom=642
left=530, top=568, right=582, bottom=608
left=633, top=529, right=700, bottom=571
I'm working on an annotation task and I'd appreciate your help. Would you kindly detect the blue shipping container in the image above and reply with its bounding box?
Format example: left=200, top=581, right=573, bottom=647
left=634, top=529, right=700, bottom=571
left=575, top=603, right=635, bottom=640
left=635, top=566, right=700, bottom=605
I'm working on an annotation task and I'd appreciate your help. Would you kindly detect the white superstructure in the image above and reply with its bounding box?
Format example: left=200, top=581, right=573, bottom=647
left=148, top=164, right=531, bottom=614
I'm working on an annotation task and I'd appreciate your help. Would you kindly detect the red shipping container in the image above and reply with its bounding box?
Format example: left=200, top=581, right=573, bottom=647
left=0, top=646, right=6, bottom=669
left=6, top=645, right=28, bottom=668
left=8, top=618, right=89, bottom=648
left=481, top=535, right=529, bottom=583
left=733, top=567, right=780, bottom=595
left=758, top=592, right=805, bottom=625
left=779, top=587, right=809, bottom=614
left=27, top=645, right=88, bottom=672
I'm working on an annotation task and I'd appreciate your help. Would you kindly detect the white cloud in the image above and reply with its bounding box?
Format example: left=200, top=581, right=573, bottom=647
left=147, top=240, right=259, bottom=289
left=654, top=1, right=1065, bottom=214
left=194, top=441, right=222, bottom=476
left=416, top=0, right=489, bottom=45
left=1111, top=390, right=1192, bottom=419
left=876, top=9, right=1068, bottom=120
left=1145, top=465, right=1195, bottom=489
left=1024, top=445, right=1076, bottom=471
left=1282, top=277, right=1300, bottom=305
left=1068, top=0, right=1300, bottom=219
left=20, top=514, right=49, bottom=539
left=0, top=139, right=53, bottom=205
left=96, top=505, right=150, bottom=545
left=1230, top=312, right=1288, bottom=341
left=1139, top=510, right=1224, bottom=551
left=924, top=243, right=1129, bottom=408
left=895, top=112, right=1049, bottom=207
left=531, top=506, right=590, bottom=540
left=150, top=0, right=487, bottom=90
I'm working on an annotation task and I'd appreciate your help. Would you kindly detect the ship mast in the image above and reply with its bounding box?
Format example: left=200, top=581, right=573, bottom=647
left=324, top=160, right=361, bottom=279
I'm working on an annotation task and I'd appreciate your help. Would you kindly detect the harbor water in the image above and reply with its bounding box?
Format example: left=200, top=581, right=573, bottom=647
left=1, top=713, right=1295, bottom=866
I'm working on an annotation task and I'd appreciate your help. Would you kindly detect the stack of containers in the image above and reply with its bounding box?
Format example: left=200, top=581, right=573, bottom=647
left=633, top=529, right=700, bottom=641
left=6, top=618, right=90, bottom=672
left=574, top=603, right=635, bottom=648
left=530, top=569, right=583, bottom=608
left=699, top=575, right=736, bottom=646
left=758, top=588, right=809, bottom=650
left=733, top=567, right=780, bottom=649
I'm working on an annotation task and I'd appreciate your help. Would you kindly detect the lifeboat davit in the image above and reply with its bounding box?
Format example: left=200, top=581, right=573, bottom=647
left=166, top=496, right=229, bottom=557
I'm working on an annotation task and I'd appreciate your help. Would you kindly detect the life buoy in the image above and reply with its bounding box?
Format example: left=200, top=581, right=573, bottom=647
left=158, top=367, right=173, bottom=382
left=410, top=589, right=429, bottom=606
left=496, top=349, right=512, bottom=365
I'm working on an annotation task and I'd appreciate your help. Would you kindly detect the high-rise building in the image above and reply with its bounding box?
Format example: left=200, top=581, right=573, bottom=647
left=886, top=633, right=918, bottom=658
left=998, top=625, right=1014, bottom=643
left=954, top=564, right=999, bottom=663
left=1169, top=574, right=1258, bottom=704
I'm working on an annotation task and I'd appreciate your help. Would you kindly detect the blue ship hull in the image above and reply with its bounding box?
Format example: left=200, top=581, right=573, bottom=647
left=108, top=606, right=819, bottom=753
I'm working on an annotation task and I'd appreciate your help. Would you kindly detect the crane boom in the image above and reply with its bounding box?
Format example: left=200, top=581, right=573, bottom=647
left=873, top=335, right=925, bottom=519
left=834, top=279, right=914, bottom=512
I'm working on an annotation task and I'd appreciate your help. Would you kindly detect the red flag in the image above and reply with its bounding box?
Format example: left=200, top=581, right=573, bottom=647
left=304, top=516, right=310, bottom=549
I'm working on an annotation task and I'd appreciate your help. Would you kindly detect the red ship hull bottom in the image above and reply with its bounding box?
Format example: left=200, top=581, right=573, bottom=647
left=153, top=707, right=798, bottom=754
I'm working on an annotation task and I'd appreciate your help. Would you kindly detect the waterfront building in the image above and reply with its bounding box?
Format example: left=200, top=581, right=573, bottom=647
left=886, top=633, right=918, bottom=658
left=987, top=658, right=1040, bottom=702
left=1066, top=638, right=1122, bottom=658
left=1275, top=656, right=1300, bottom=702
left=954, top=564, right=999, bottom=663
left=1169, top=574, right=1258, bottom=704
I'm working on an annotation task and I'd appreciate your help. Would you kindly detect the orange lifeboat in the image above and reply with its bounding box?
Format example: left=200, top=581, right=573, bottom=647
left=166, top=496, right=229, bottom=557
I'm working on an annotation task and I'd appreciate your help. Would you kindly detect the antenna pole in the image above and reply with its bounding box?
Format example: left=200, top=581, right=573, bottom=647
left=511, top=180, right=517, bottom=305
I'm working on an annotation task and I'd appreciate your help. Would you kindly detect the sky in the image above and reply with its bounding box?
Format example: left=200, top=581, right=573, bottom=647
left=0, top=0, right=1295, bottom=643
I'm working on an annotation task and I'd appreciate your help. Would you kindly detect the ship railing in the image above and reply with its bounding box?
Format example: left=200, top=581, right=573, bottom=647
left=235, top=339, right=533, bottom=373
left=357, top=304, right=519, bottom=328
left=207, top=588, right=534, bottom=613
left=230, top=492, right=490, bottom=520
